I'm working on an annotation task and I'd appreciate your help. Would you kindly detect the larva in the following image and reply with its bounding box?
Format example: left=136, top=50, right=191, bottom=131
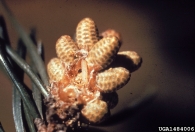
left=56, top=35, right=78, bottom=64
left=76, top=18, right=99, bottom=51
left=86, top=36, right=120, bottom=71
left=81, top=99, right=108, bottom=123
left=96, top=67, right=130, bottom=93
left=47, top=58, right=65, bottom=82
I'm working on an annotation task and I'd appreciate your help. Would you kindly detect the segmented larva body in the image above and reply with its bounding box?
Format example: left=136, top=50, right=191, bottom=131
left=76, top=18, right=99, bottom=51
left=86, top=36, right=120, bottom=70
left=47, top=58, right=65, bottom=82
left=81, top=99, right=108, bottom=123
left=56, top=35, right=78, bottom=63
left=96, top=67, right=130, bottom=93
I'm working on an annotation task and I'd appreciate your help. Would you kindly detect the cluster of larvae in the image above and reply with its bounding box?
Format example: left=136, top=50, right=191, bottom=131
left=44, top=17, right=142, bottom=131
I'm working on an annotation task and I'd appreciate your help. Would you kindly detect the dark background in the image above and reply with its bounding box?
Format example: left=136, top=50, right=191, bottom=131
left=0, top=0, right=194, bottom=132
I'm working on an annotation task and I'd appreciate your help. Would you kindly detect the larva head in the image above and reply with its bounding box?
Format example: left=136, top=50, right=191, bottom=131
left=56, top=35, right=78, bottom=64
left=86, top=36, right=121, bottom=71
left=47, top=58, right=65, bottom=82
left=76, top=18, right=99, bottom=51
left=96, top=67, right=130, bottom=93
left=81, top=99, right=108, bottom=123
